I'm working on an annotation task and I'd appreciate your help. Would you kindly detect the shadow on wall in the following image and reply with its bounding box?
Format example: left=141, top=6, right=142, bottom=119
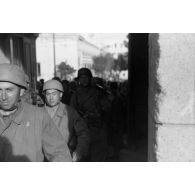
left=0, top=136, right=30, bottom=162
left=148, top=33, right=163, bottom=161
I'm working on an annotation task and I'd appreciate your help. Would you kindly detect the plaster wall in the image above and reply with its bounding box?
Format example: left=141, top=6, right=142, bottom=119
left=148, top=33, right=195, bottom=161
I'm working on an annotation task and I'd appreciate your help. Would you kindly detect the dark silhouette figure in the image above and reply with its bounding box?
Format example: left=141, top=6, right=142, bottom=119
left=0, top=136, right=30, bottom=162
left=61, top=79, right=71, bottom=105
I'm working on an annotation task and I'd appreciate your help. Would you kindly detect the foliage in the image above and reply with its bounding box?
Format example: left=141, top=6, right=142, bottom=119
left=113, top=54, right=128, bottom=71
left=57, top=61, right=76, bottom=79
left=92, top=38, right=128, bottom=80
left=92, top=53, right=115, bottom=77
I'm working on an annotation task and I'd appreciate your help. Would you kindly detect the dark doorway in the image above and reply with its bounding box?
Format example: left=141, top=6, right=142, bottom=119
left=120, top=33, right=149, bottom=162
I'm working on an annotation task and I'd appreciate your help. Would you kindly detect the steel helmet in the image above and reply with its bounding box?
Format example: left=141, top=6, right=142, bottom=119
left=0, top=63, right=27, bottom=89
left=43, top=79, right=64, bottom=92
left=77, top=68, right=92, bottom=79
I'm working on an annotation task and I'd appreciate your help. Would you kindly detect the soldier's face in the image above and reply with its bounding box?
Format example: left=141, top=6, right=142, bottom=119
left=0, top=82, right=23, bottom=111
left=45, top=89, right=62, bottom=107
left=79, top=75, right=90, bottom=87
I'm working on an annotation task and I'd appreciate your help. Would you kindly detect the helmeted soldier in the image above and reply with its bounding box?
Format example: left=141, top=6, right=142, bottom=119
left=0, top=63, right=72, bottom=162
left=43, top=79, right=90, bottom=162
left=70, top=68, right=111, bottom=161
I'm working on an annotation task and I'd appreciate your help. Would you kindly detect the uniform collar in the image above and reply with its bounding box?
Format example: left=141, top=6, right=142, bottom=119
left=45, top=102, right=67, bottom=118
left=55, top=102, right=67, bottom=118
left=11, top=101, right=24, bottom=125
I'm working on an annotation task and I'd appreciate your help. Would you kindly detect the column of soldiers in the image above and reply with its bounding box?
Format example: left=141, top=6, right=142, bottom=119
left=0, top=63, right=128, bottom=162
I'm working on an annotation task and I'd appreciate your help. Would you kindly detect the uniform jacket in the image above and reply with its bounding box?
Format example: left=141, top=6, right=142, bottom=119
left=0, top=102, right=72, bottom=162
left=45, top=102, right=90, bottom=159
left=70, top=86, right=110, bottom=141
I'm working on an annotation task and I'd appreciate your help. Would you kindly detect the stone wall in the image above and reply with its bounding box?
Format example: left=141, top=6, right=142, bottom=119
left=148, top=34, right=195, bottom=161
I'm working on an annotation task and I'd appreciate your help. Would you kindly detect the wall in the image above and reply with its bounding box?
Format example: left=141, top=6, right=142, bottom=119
left=36, top=34, right=56, bottom=80
left=148, top=33, right=195, bottom=161
left=0, top=34, right=38, bottom=91
left=78, top=38, right=100, bottom=69
left=55, top=38, right=78, bottom=70
left=0, top=35, right=11, bottom=64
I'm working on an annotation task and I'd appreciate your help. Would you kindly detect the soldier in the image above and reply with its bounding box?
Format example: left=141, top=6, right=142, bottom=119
left=70, top=68, right=111, bottom=162
left=43, top=79, right=90, bottom=162
left=0, top=64, right=72, bottom=162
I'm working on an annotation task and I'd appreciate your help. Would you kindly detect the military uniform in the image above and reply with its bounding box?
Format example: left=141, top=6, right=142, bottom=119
left=45, top=102, right=90, bottom=161
left=70, top=86, right=109, bottom=161
left=0, top=101, right=72, bottom=162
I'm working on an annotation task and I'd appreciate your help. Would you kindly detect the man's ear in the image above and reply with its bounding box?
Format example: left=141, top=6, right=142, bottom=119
left=20, top=89, right=25, bottom=97
left=60, top=92, right=63, bottom=98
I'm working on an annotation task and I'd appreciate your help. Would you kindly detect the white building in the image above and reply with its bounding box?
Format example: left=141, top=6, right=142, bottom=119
left=82, top=33, right=128, bottom=58
left=36, top=33, right=101, bottom=80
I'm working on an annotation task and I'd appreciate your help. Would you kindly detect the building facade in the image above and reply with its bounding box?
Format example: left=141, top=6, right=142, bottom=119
left=36, top=33, right=101, bottom=80
left=0, top=33, right=38, bottom=92
left=82, top=33, right=128, bottom=58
